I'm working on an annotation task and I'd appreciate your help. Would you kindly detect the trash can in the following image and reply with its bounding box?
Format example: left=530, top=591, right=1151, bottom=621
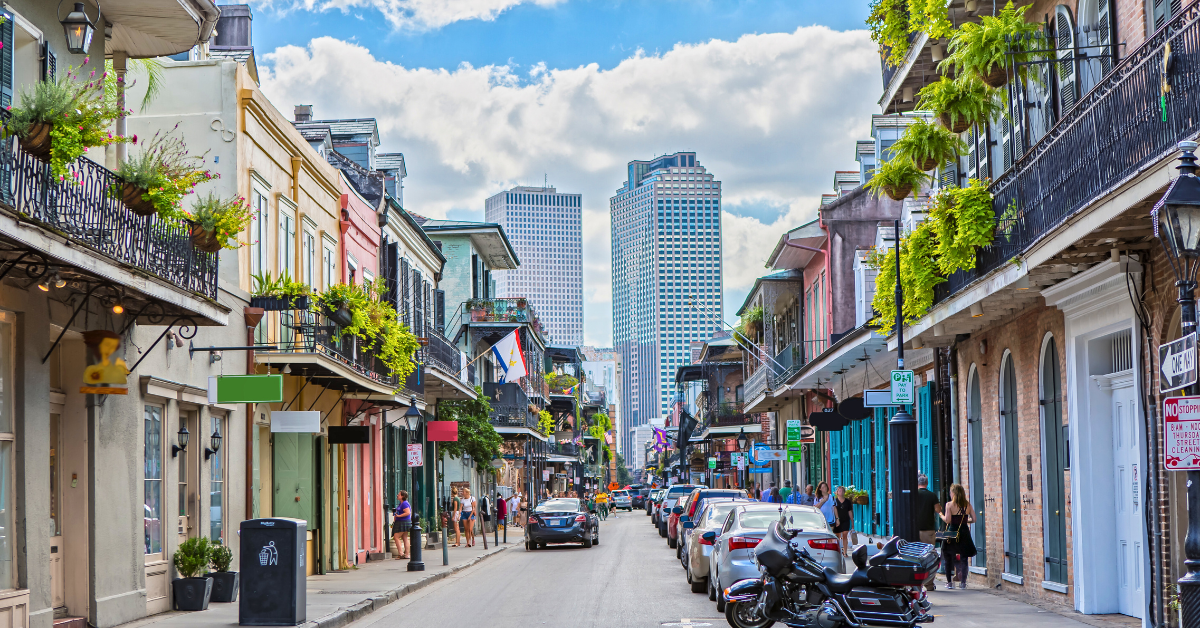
left=239, top=518, right=307, bottom=626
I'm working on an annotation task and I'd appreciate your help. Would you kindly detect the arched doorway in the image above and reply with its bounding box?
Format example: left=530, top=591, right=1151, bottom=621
left=1000, top=353, right=1023, bottom=577
left=967, top=366, right=986, bottom=568
left=1040, top=336, right=1068, bottom=585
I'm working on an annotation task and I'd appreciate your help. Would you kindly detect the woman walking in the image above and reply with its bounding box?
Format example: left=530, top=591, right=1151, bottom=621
left=450, top=487, right=463, bottom=547
left=391, top=490, right=411, bottom=559
left=940, top=484, right=977, bottom=589
left=519, top=492, right=529, bottom=527
left=816, top=482, right=834, bottom=527
left=461, top=487, right=478, bottom=547
left=832, top=486, right=854, bottom=556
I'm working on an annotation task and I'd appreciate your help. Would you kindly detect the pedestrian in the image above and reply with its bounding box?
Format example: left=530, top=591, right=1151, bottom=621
left=915, top=474, right=943, bottom=591
left=779, top=480, right=793, bottom=503
left=519, top=492, right=530, bottom=527
left=508, top=493, right=519, bottom=526
left=940, top=483, right=977, bottom=589
left=391, top=490, right=411, bottom=559
left=832, top=486, right=853, bottom=556
left=460, top=487, right=477, bottom=547
left=752, top=482, right=761, bottom=500
left=795, top=484, right=816, bottom=506
left=596, top=490, right=609, bottom=520
left=450, top=486, right=463, bottom=547
left=816, top=482, right=835, bottom=527
left=496, top=491, right=508, bottom=532
left=762, top=484, right=781, bottom=503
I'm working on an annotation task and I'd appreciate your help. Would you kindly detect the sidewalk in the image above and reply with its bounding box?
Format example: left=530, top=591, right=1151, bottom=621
left=115, top=533, right=516, bottom=628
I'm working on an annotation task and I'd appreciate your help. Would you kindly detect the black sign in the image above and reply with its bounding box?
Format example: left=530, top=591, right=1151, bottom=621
left=837, top=397, right=871, bottom=421
left=808, top=410, right=849, bottom=431
left=327, top=426, right=370, bottom=444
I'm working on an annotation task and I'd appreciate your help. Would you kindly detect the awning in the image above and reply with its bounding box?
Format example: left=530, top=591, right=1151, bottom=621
left=493, top=426, right=548, bottom=442
left=546, top=455, right=576, bottom=463
left=698, top=423, right=762, bottom=440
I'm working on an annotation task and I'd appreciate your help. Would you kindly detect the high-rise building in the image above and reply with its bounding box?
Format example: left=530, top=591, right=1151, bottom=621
left=610, top=152, right=723, bottom=462
left=486, top=186, right=583, bottom=345
left=580, top=346, right=621, bottom=457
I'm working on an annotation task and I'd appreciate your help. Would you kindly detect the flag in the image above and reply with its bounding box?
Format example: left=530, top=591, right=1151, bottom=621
left=652, top=427, right=670, bottom=452
left=490, top=329, right=527, bottom=383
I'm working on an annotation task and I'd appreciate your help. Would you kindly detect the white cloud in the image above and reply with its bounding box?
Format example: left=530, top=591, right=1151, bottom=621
left=259, top=26, right=880, bottom=346
left=248, top=0, right=564, bottom=31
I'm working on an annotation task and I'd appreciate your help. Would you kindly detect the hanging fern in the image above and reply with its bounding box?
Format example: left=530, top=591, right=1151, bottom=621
left=930, top=179, right=996, bottom=275
left=890, top=118, right=968, bottom=172
left=916, top=75, right=1006, bottom=133
left=899, top=221, right=946, bottom=326
left=867, top=0, right=912, bottom=62
left=941, top=1, right=1046, bottom=84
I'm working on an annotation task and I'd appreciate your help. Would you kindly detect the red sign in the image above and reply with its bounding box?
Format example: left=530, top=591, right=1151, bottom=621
left=407, top=443, right=423, bottom=467
left=427, top=421, right=458, bottom=442
left=1165, top=396, right=1200, bottom=470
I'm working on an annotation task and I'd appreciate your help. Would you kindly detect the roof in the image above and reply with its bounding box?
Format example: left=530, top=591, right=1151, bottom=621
left=766, top=219, right=826, bottom=271
left=386, top=197, right=446, bottom=268
left=420, top=220, right=520, bottom=270
left=377, top=152, right=407, bottom=178
left=209, top=47, right=259, bottom=84
left=735, top=269, right=804, bottom=317
left=297, top=125, right=332, bottom=143
left=326, top=150, right=384, bottom=209
left=309, top=119, right=381, bottom=144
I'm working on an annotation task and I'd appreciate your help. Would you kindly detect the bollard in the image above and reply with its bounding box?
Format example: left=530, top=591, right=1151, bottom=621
left=407, top=518, right=425, bottom=571
left=441, top=515, right=449, bottom=566
left=495, top=518, right=499, bottom=547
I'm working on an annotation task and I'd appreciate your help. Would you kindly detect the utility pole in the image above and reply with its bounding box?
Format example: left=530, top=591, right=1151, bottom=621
left=888, top=219, right=919, bottom=542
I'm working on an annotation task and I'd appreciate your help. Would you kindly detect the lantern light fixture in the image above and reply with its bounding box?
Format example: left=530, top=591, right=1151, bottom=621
left=60, top=2, right=96, bottom=56
left=402, top=396, right=422, bottom=431
left=205, top=427, right=222, bottom=460
left=171, top=425, right=190, bottom=458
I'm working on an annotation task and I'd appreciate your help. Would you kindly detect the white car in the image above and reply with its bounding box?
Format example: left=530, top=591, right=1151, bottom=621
left=610, top=490, right=633, bottom=511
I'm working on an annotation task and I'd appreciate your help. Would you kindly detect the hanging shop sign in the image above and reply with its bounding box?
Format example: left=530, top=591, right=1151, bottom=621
left=212, top=374, right=283, bottom=404
left=426, top=420, right=459, bottom=442
left=407, top=443, right=424, bottom=467
left=81, top=330, right=130, bottom=394
left=1161, top=333, right=1198, bottom=393
left=326, top=425, right=369, bottom=443
left=271, top=411, right=321, bottom=433
left=1164, top=395, right=1200, bottom=470
left=864, top=389, right=899, bottom=407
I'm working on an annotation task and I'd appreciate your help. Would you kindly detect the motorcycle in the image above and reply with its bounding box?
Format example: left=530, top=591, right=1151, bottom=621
left=723, top=521, right=938, bottom=628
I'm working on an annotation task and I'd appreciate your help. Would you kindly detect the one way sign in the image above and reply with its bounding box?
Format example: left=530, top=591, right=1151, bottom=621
left=1161, top=332, right=1197, bottom=393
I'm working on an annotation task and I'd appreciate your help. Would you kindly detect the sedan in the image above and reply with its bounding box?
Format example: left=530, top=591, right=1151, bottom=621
left=672, top=488, right=748, bottom=555
left=708, top=504, right=842, bottom=612
left=525, top=498, right=599, bottom=549
left=632, top=487, right=650, bottom=509
left=611, top=490, right=633, bottom=511
left=659, top=484, right=702, bottom=539
left=649, top=489, right=665, bottom=520
left=683, top=500, right=750, bottom=593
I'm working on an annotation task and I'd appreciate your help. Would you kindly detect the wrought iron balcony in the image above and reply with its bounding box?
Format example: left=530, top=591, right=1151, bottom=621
left=745, top=364, right=771, bottom=403
left=483, top=381, right=536, bottom=428
left=0, top=110, right=218, bottom=299
left=934, top=7, right=1200, bottom=307
left=707, top=401, right=758, bottom=427
left=255, top=309, right=398, bottom=388
left=462, top=297, right=539, bottom=326
left=422, top=328, right=464, bottom=381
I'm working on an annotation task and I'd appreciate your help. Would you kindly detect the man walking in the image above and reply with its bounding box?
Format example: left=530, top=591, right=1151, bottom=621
left=916, top=474, right=942, bottom=591
left=789, top=484, right=816, bottom=506
left=779, top=480, right=793, bottom=503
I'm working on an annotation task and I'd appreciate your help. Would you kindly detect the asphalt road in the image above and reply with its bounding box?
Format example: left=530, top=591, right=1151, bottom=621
left=347, top=508, right=725, bottom=628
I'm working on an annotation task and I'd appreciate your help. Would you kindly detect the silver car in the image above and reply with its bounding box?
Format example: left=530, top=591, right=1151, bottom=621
left=708, top=504, right=843, bottom=613
left=684, top=500, right=749, bottom=594
left=610, top=490, right=633, bottom=511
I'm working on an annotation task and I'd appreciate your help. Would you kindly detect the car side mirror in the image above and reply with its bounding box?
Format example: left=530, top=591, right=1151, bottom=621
left=683, top=521, right=695, bottom=530
left=702, top=531, right=717, bottom=542
left=673, top=506, right=683, bottom=515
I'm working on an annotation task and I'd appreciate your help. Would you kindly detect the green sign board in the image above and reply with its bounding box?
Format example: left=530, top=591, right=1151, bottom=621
left=891, top=370, right=915, bottom=404
left=708, top=457, right=717, bottom=469
left=216, top=375, right=283, bottom=404
left=786, top=419, right=804, bottom=463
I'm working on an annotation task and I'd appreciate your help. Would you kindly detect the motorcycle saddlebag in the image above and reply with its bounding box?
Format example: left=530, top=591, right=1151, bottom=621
left=866, top=540, right=940, bottom=586
left=844, top=588, right=915, bottom=627
left=754, top=523, right=794, bottom=577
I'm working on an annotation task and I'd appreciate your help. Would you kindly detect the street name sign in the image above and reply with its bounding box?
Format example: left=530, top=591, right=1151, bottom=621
left=1160, top=332, right=1197, bottom=393
left=1165, top=395, right=1200, bottom=470
left=864, top=390, right=899, bottom=408
left=891, top=371, right=914, bottom=405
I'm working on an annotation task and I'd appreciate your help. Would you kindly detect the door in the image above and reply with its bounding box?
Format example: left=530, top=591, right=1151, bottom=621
left=1041, top=342, right=1068, bottom=584
left=49, top=412, right=63, bottom=609
left=968, top=370, right=986, bottom=567
left=1113, top=381, right=1144, bottom=618
left=917, top=383, right=938, bottom=493
left=873, top=407, right=891, bottom=536
left=178, top=412, right=196, bottom=547
left=274, top=432, right=315, bottom=527
left=1001, top=357, right=1023, bottom=576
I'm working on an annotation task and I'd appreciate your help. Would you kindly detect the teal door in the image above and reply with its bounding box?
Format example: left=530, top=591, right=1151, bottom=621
left=274, top=432, right=316, bottom=529
left=1041, top=342, right=1068, bottom=584
left=917, top=383, right=939, bottom=494
left=968, top=370, right=986, bottom=567
left=873, top=408, right=893, bottom=536
left=1001, top=357, right=1024, bottom=576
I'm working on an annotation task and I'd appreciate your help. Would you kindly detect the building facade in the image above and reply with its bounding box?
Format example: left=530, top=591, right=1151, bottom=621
left=486, top=186, right=583, bottom=345
left=610, top=152, right=723, bottom=464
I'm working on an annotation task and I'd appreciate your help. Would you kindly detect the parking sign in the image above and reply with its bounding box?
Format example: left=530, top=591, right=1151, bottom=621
left=891, top=370, right=914, bottom=405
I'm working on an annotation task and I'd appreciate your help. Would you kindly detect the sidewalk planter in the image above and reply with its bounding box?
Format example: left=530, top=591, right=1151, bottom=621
left=172, top=576, right=213, bottom=611
left=208, top=571, right=239, bottom=603
left=119, top=183, right=157, bottom=217
left=18, top=122, right=53, bottom=161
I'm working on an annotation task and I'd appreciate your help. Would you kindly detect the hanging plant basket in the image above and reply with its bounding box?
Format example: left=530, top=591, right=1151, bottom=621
left=978, top=65, right=1009, bottom=89
left=326, top=305, right=354, bottom=328
left=938, top=113, right=971, bottom=135
left=854, top=494, right=870, bottom=506
left=120, top=183, right=158, bottom=217
left=916, top=157, right=939, bottom=172
left=882, top=184, right=914, bottom=202
left=189, top=224, right=223, bottom=253
left=17, top=122, right=53, bottom=162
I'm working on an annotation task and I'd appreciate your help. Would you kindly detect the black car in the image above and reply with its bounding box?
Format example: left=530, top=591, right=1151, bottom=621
left=525, top=498, right=600, bottom=550
left=631, top=485, right=650, bottom=509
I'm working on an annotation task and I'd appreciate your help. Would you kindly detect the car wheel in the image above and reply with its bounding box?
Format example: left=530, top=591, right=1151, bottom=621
left=668, top=535, right=677, bottom=549
left=708, top=577, right=717, bottom=601
left=526, top=540, right=535, bottom=551
left=659, top=523, right=667, bottom=538
left=690, top=573, right=707, bottom=594
left=582, top=535, right=593, bottom=548
left=715, top=582, right=727, bottom=613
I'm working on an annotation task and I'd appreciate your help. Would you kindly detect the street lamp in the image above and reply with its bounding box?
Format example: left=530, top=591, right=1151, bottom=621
left=1155, top=141, right=1200, bottom=626
left=401, top=397, right=426, bottom=572
left=736, top=428, right=748, bottom=493
left=204, top=427, right=222, bottom=461
left=60, top=2, right=96, bottom=55
left=171, top=425, right=190, bottom=458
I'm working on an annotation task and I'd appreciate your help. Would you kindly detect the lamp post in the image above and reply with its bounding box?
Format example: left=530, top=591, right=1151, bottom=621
left=402, top=398, right=425, bottom=572
left=1154, top=141, right=1200, bottom=627
left=887, top=218, right=920, bottom=542
left=736, top=428, right=749, bottom=494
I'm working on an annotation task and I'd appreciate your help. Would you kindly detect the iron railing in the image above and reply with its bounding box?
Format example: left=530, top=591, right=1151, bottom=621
left=255, top=309, right=398, bottom=387
left=935, top=5, right=1200, bottom=306
left=706, top=401, right=758, bottom=428
left=423, top=328, right=463, bottom=380
left=773, top=343, right=804, bottom=385
left=0, top=110, right=218, bottom=298
left=745, top=365, right=771, bottom=403
left=483, top=382, right=535, bottom=428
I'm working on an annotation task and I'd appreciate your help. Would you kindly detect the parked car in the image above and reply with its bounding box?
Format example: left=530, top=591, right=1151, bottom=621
left=525, top=498, right=599, bottom=549
left=708, top=504, right=842, bottom=612
left=649, top=489, right=666, bottom=520
left=611, top=490, right=633, bottom=511
left=632, top=486, right=651, bottom=509
left=671, top=488, right=747, bottom=554
left=684, top=500, right=748, bottom=593
left=658, top=484, right=701, bottom=539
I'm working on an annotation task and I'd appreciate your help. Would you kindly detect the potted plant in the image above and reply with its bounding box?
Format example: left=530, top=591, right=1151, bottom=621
left=251, top=273, right=313, bottom=311
left=317, top=283, right=366, bottom=328
left=929, top=179, right=996, bottom=275
left=186, top=191, right=252, bottom=253
left=6, top=58, right=132, bottom=182
left=172, top=537, right=214, bottom=611
left=207, top=544, right=238, bottom=603
left=515, top=298, right=528, bottom=309
left=865, top=157, right=931, bottom=201
left=915, top=76, right=1005, bottom=135
left=890, top=118, right=967, bottom=172
left=942, top=1, right=1044, bottom=89
left=468, top=299, right=486, bottom=322
left=111, top=125, right=215, bottom=219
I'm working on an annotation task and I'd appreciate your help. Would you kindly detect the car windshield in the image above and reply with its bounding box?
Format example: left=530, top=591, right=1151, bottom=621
left=612, top=491, right=628, bottom=497
left=703, top=502, right=742, bottom=526
left=739, top=508, right=828, bottom=530
left=667, top=485, right=698, bottom=498
left=537, top=499, right=580, bottom=512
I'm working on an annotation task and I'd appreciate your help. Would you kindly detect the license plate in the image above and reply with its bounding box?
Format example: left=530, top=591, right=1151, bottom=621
left=550, top=518, right=564, bottom=526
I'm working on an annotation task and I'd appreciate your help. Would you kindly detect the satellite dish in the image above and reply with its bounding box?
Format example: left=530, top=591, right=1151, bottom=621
left=837, top=397, right=871, bottom=421
left=808, top=411, right=849, bottom=431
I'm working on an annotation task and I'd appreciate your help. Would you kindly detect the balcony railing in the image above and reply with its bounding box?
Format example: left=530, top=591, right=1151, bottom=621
left=461, top=298, right=539, bottom=325
left=423, top=328, right=463, bottom=381
left=0, top=110, right=218, bottom=299
left=256, top=309, right=398, bottom=387
left=706, top=401, right=758, bottom=428
left=745, top=364, right=771, bottom=403
left=934, top=6, right=1200, bottom=307
left=483, top=382, right=535, bottom=428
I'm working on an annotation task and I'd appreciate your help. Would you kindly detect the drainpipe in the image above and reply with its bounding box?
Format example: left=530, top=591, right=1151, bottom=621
left=948, top=344, right=959, bottom=486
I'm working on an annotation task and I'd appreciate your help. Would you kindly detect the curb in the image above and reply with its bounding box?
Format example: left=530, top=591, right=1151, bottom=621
left=306, top=545, right=510, bottom=628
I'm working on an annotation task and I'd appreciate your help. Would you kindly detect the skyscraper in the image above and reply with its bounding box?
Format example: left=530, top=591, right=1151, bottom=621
left=486, top=186, right=584, bottom=345
left=610, top=152, right=723, bottom=462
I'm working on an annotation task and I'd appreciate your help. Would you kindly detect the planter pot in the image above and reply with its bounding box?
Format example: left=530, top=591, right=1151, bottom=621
left=208, top=571, right=239, bottom=603
left=327, top=306, right=354, bottom=328
left=18, top=121, right=53, bottom=162
left=916, top=156, right=939, bottom=172
left=120, top=183, right=158, bottom=217
left=250, top=295, right=286, bottom=310
left=470, top=308, right=486, bottom=322
left=938, top=113, right=972, bottom=135
left=289, top=295, right=311, bottom=311
left=172, top=576, right=213, bottom=611
left=189, top=224, right=224, bottom=253
left=854, top=495, right=870, bottom=506
left=882, top=184, right=914, bottom=202
left=979, top=65, right=1009, bottom=89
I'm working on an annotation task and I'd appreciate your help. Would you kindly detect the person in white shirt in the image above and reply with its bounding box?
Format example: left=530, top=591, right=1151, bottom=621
left=460, top=487, right=477, bottom=547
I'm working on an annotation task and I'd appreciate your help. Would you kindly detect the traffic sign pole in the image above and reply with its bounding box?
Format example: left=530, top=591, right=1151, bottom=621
left=890, top=218, right=919, bottom=543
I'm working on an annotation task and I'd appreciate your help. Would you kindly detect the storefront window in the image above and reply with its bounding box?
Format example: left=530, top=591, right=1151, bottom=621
left=0, top=314, right=15, bottom=588
left=144, top=405, right=163, bottom=555
left=210, top=415, right=224, bottom=544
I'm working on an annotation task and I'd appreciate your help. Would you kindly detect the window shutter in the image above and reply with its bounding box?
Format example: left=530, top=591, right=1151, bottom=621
left=42, top=43, right=56, bottom=81
left=1152, top=0, right=1169, bottom=31
left=0, top=16, right=13, bottom=108
left=383, top=241, right=399, bottom=307
left=974, top=124, right=991, bottom=182
left=412, top=269, right=423, bottom=337
left=400, top=258, right=411, bottom=327
left=1097, top=0, right=1113, bottom=75
left=965, top=127, right=979, bottom=182
left=435, top=290, right=446, bottom=333
left=1055, top=6, right=1078, bottom=115
left=939, top=159, right=958, bottom=189
left=1025, top=50, right=1054, bottom=145
left=424, top=281, right=432, bottom=336
left=1000, top=116, right=1014, bottom=173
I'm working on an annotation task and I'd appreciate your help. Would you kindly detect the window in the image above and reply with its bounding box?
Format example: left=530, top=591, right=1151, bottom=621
left=348, top=256, right=359, bottom=285
left=144, top=404, right=164, bottom=557
left=210, top=414, right=225, bottom=544
left=250, top=189, right=268, bottom=277
left=278, top=206, right=296, bottom=280
left=322, top=236, right=338, bottom=289
left=302, top=224, right=316, bottom=288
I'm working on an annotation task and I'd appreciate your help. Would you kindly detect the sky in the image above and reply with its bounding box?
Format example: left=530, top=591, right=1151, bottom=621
left=245, top=0, right=881, bottom=347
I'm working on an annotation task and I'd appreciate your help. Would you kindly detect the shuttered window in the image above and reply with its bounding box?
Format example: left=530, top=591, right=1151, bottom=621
left=1153, top=0, right=1183, bottom=31
left=1055, top=6, right=1078, bottom=115
left=412, top=269, right=423, bottom=337
left=400, top=258, right=411, bottom=327
left=434, top=289, right=446, bottom=333
left=0, top=16, right=13, bottom=109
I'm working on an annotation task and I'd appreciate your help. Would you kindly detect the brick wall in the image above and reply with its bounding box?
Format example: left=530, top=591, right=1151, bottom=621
left=954, top=302, right=1071, bottom=606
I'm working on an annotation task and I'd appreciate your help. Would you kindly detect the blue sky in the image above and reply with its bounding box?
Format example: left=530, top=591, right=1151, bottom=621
left=249, top=0, right=880, bottom=347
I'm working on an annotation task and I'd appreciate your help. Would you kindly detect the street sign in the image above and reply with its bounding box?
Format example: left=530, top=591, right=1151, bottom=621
left=891, top=370, right=915, bottom=405
left=754, top=448, right=787, bottom=462
left=707, top=457, right=717, bottom=469
left=736, top=454, right=747, bottom=470
left=407, top=443, right=423, bottom=467
left=1160, top=333, right=1197, bottom=393
left=1165, top=396, right=1200, bottom=470
left=864, top=389, right=899, bottom=407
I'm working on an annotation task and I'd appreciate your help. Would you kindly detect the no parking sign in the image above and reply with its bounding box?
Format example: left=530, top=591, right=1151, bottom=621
left=1164, top=395, right=1200, bottom=470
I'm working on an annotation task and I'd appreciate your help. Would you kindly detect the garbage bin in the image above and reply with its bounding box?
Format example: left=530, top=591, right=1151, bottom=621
left=239, top=518, right=307, bottom=626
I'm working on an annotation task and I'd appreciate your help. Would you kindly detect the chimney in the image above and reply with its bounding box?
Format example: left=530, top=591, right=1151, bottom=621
left=213, top=5, right=252, bottom=47
left=294, top=105, right=313, bottom=122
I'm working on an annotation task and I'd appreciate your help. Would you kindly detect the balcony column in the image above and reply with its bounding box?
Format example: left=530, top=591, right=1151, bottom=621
left=113, top=52, right=128, bottom=164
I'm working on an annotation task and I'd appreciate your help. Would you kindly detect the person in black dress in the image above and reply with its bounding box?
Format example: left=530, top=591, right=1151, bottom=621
left=940, top=483, right=978, bottom=588
left=832, top=485, right=854, bottom=556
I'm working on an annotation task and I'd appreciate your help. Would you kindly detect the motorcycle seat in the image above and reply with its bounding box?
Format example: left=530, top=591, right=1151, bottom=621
left=823, top=567, right=870, bottom=594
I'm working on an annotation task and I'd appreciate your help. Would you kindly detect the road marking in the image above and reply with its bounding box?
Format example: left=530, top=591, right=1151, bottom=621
left=661, top=619, right=718, bottom=627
